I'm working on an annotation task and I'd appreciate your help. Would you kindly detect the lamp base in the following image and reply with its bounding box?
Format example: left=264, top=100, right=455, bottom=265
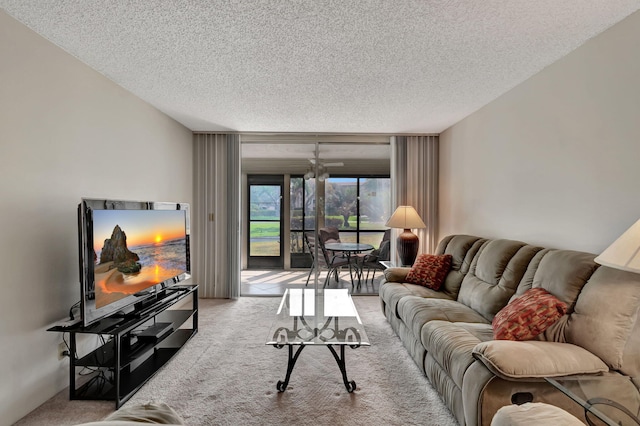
left=397, top=229, right=419, bottom=266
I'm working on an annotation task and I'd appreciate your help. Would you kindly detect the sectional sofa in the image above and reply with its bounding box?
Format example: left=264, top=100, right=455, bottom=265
left=379, top=234, right=640, bottom=426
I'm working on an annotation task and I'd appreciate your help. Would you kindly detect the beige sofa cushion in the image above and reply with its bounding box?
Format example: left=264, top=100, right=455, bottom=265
left=421, top=321, right=493, bottom=388
left=473, top=340, right=608, bottom=379
left=75, top=402, right=185, bottom=425
left=397, top=297, right=488, bottom=341
left=380, top=234, right=487, bottom=318
left=511, top=250, right=599, bottom=344
left=457, top=240, right=542, bottom=321
left=434, top=235, right=487, bottom=300
left=513, top=249, right=598, bottom=310
left=565, top=266, right=640, bottom=378
left=76, top=423, right=182, bottom=426
left=379, top=280, right=453, bottom=320
left=383, top=266, right=411, bottom=283
left=491, top=403, right=583, bottom=426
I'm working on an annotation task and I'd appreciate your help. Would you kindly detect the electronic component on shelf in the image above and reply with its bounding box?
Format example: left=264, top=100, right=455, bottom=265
left=54, top=318, right=82, bottom=328
left=137, top=322, right=173, bottom=342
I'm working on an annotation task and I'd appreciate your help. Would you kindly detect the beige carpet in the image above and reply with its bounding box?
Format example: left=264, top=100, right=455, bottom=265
left=16, top=296, right=457, bottom=426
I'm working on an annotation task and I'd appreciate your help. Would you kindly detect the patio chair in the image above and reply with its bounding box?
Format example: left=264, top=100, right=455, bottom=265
left=318, top=226, right=341, bottom=244
left=357, top=230, right=391, bottom=285
left=303, top=232, right=320, bottom=286
left=359, top=239, right=390, bottom=284
left=304, top=231, right=354, bottom=287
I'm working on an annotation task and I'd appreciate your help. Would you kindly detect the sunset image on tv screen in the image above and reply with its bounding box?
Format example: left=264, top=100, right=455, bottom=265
left=92, top=209, right=187, bottom=308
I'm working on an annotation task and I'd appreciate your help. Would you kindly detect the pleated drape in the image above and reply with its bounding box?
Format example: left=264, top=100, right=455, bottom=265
left=192, top=134, right=241, bottom=298
left=392, top=135, right=439, bottom=255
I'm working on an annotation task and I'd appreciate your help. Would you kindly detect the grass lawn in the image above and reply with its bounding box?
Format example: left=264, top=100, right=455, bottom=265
left=250, top=241, right=279, bottom=256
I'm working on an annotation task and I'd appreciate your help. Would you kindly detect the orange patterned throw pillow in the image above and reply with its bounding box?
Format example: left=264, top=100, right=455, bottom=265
left=492, top=288, right=568, bottom=341
left=405, top=254, right=453, bottom=290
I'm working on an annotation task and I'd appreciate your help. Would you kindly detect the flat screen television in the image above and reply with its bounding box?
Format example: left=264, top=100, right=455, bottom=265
left=78, top=198, right=191, bottom=327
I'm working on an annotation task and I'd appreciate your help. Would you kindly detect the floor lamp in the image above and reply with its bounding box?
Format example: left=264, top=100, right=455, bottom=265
left=385, top=206, right=426, bottom=266
left=595, top=218, right=640, bottom=273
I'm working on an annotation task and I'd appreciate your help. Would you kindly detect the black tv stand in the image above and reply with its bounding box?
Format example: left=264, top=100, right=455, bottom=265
left=48, top=284, right=198, bottom=408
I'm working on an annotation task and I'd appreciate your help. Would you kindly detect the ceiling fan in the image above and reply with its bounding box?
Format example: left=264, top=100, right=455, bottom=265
left=308, top=158, right=344, bottom=167
left=304, top=159, right=343, bottom=181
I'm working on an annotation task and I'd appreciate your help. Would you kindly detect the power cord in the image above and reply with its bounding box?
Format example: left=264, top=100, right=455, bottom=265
left=61, top=332, right=71, bottom=358
left=68, top=301, right=81, bottom=321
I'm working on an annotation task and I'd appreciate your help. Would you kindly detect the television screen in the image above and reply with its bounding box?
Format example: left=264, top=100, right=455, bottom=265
left=92, top=209, right=188, bottom=308
left=79, top=199, right=191, bottom=326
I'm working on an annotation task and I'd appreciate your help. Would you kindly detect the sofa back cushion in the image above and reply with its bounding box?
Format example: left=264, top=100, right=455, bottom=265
left=434, top=235, right=487, bottom=300
left=512, top=250, right=597, bottom=309
left=457, top=239, right=543, bottom=321
left=565, top=266, right=640, bottom=379
left=512, top=248, right=551, bottom=297
left=512, top=249, right=598, bottom=342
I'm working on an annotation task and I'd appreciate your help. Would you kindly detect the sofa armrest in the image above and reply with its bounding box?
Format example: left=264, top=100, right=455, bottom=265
left=492, top=403, right=584, bottom=426
left=383, top=267, right=411, bottom=283
left=75, top=403, right=186, bottom=425
left=472, top=340, right=608, bottom=380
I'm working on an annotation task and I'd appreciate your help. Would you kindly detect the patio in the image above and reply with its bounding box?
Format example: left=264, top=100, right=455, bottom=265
left=241, top=267, right=384, bottom=296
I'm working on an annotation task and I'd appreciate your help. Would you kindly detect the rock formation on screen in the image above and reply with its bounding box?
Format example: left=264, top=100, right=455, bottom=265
left=100, top=225, right=141, bottom=273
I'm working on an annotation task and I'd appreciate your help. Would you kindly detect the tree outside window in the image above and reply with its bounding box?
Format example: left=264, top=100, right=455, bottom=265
left=290, top=175, right=390, bottom=259
left=325, top=178, right=357, bottom=229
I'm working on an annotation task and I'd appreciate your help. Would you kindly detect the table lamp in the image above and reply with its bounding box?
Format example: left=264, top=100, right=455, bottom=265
left=594, top=218, right=640, bottom=273
left=385, top=205, right=426, bottom=266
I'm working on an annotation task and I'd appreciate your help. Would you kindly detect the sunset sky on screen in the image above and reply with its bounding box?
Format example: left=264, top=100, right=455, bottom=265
left=92, top=210, right=186, bottom=253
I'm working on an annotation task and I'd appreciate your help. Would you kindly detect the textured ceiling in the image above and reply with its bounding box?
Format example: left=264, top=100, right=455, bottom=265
left=2, top=1, right=639, bottom=133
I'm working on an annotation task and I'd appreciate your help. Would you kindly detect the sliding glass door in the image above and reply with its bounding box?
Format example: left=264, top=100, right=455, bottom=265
left=247, top=175, right=284, bottom=269
left=240, top=137, right=391, bottom=296
left=290, top=177, right=316, bottom=268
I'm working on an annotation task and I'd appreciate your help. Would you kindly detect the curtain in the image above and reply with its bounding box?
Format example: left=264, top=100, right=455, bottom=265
left=392, top=135, right=439, bottom=255
left=192, top=134, right=241, bottom=298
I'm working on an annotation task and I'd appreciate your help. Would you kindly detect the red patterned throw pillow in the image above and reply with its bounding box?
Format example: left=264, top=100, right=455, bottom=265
left=492, top=288, right=568, bottom=341
left=405, top=254, right=453, bottom=290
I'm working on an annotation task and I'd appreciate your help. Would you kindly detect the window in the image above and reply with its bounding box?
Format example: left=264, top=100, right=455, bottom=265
left=325, top=177, right=390, bottom=246
left=289, top=175, right=391, bottom=264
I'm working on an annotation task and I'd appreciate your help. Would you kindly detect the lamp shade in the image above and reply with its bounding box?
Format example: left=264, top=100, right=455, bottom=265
left=595, top=218, right=640, bottom=274
left=385, top=206, right=426, bottom=229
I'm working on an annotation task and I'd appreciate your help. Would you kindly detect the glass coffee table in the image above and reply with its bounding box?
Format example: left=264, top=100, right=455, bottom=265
left=545, top=375, right=640, bottom=425
left=266, top=288, right=370, bottom=392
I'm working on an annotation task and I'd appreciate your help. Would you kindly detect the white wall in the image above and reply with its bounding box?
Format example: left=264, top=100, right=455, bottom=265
left=0, top=11, right=193, bottom=424
left=439, top=10, right=640, bottom=254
